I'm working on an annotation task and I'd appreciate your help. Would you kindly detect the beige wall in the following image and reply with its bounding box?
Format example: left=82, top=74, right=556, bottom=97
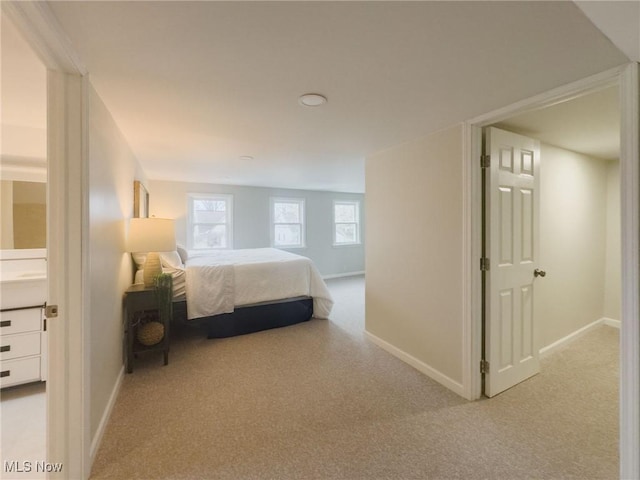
left=537, top=144, right=615, bottom=347
left=88, top=84, right=146, bottom=441
left=604, top=161, right=621, bottom=320
left=365, top=125, right=464, bottom=385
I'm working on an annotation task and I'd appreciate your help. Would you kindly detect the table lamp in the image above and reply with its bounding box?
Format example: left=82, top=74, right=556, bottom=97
left=128, top=217, right=176, bottom=287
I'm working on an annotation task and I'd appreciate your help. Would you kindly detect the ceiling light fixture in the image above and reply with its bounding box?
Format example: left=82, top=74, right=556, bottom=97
left=298, top=93, right=327, bottom=107
left=239, top=155, right=254, bottom=161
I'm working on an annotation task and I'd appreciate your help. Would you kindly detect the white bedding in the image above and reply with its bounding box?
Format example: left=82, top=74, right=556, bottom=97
left=134, top=268, right=187, bottom=300
left=138, top=248, right=334, bottom=320
left=185, top=248, right=333, bottom=320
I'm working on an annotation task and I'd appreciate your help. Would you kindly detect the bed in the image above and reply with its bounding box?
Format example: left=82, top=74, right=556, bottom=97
left=133, top=248, right=333, bottom=338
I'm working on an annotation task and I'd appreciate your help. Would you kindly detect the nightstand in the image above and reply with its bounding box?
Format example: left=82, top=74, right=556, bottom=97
left=123, top=284, right=172, bottom=373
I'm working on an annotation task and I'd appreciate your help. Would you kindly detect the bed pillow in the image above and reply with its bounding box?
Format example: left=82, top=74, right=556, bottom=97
left=160, top=251, right=184, bottom=269
left=176, top=244, right=189, bottom=264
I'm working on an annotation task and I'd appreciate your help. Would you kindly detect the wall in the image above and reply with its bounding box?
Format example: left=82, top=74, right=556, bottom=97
left=537, top=144, right=616, bottom=347
left=604, top=160, right=621, bottom=321
left=365, top=125, right=464, bottom=389
left=88, top=84, right=147, bottom=444
left=148, top=181, right=365, bottom=277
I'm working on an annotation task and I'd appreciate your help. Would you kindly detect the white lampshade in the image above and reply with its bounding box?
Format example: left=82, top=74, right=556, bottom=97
left=127, top=218, right=176, bottom=253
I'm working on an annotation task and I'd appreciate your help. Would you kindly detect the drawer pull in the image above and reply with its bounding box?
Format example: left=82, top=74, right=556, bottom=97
left=0, top=345, right=10, bottom=353
left=0, top=320, right=11, bottom=328
left=0, top=370, right=9, bottom=378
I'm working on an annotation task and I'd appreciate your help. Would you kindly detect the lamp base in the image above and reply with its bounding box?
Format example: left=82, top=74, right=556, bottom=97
left=143, top=252, right=162, bottom=287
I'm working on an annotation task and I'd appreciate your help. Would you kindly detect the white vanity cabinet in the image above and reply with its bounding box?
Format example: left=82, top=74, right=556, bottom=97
left=0, top=251, right=47, bottom=389
left=0, top=307, right=46, bottom=388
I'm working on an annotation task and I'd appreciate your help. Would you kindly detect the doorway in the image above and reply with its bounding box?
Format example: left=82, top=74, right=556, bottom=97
left=464, top=64, right=640, bottom=477
left=482, top=85, right=621, bottom=397
left=0, top=13, right=49, bottom=473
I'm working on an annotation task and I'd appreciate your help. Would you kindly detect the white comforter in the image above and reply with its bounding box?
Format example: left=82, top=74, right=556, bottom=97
left=184, top=248, right=333, bottom=320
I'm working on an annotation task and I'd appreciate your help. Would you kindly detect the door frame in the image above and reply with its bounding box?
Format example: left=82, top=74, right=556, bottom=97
left=3, top=2, right=91, bottom=479
left=462, top=63, right=639, bottom=477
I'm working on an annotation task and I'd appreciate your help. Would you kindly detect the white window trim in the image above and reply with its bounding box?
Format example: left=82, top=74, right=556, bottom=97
left=333, top=200, right=361, bottom=246
left=187, top=193, right=233, bottom=250
left=270, top=197, right=306, bottom=249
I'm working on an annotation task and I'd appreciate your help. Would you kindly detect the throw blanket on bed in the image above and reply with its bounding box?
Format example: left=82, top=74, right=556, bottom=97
left=184, top=248, right=333, bottom=320
left=185, top=263, right=235, bottom=319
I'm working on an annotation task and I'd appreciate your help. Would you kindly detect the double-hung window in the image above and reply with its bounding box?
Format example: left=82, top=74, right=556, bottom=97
left=333, top=200, right=361, bottom=245
left=271, top=197, right=305, bottom=248
left=188, top=193, right=233, bottom=250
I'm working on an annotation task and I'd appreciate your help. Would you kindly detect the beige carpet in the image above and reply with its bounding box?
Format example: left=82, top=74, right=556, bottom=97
left=91, top=276, right=618, bottom=479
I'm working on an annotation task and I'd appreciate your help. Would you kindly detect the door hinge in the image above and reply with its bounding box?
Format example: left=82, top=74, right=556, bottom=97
left=481, top=154, right=491, bottom=168
left=480, top=359, right=490, bottom=374
left=480, top=257, right=490, bottom=271
left=45, top=304, right=59, bottom=318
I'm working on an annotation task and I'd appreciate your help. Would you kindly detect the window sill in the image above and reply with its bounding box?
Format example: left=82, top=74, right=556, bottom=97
left=332, top=242, right=362, bottom=248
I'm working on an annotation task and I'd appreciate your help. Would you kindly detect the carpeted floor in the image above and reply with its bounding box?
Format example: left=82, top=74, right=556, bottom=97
left=90, top=275, right=618, bottom=479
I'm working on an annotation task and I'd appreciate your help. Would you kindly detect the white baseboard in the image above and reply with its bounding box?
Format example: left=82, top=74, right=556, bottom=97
left=364, top=330, right=466, bottom=398
left=602, top=317, right=621, bottom=329
left=540, top=317, right=620, bottom=357
left=89, top=366, right=124, bottom=465
left=323, top=271, right=365, bottom=280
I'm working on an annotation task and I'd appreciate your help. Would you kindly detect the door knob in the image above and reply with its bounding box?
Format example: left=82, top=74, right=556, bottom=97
left=534, top=269, right=546, bottom=278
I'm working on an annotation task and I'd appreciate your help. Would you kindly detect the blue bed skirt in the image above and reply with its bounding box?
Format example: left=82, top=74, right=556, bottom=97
left=172, top=296, right=313, bottom=338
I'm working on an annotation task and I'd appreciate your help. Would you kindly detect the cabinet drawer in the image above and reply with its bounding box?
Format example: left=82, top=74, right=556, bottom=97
left=0, top=308, right=42, bottom=336
left=0, top=356, right=41, bottom=388
left=0, top=332, right=41, bottom=360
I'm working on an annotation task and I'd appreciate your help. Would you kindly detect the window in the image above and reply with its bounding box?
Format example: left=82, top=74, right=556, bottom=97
left=334, top=200, right=360, bottom=245
left=271, top=197, right=305, bottom=248
left=188, top=194, right=233, bottom=250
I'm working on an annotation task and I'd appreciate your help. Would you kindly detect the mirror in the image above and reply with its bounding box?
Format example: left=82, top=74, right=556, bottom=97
left=1, top=180, right=46, bottom=249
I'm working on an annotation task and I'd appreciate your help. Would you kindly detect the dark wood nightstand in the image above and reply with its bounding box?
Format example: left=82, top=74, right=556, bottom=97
left=123, top=284, right=172, bottom=373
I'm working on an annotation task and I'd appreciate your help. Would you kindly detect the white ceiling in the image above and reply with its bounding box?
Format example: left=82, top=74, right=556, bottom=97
left=8, top=1, right=633, bottom=192
left=497, top=86, right=620, bottom=161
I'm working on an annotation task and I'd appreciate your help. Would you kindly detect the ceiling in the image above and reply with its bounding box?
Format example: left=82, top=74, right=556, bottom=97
left=5, top=1, right=634, bottom=192
left=497, top=85, right=620, bottom=161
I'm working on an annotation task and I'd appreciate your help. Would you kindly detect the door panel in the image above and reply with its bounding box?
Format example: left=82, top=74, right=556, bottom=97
left=499, top=187, right=513, bottom=265
left=485, top=127, right=541, bottom=397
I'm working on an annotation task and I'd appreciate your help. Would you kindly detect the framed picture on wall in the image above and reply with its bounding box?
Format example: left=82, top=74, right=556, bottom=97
left=133, top=180, right=149, bottom=218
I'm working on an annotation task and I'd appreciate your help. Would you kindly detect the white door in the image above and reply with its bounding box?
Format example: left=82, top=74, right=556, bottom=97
left=484, top=127, right=542, bottom=397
